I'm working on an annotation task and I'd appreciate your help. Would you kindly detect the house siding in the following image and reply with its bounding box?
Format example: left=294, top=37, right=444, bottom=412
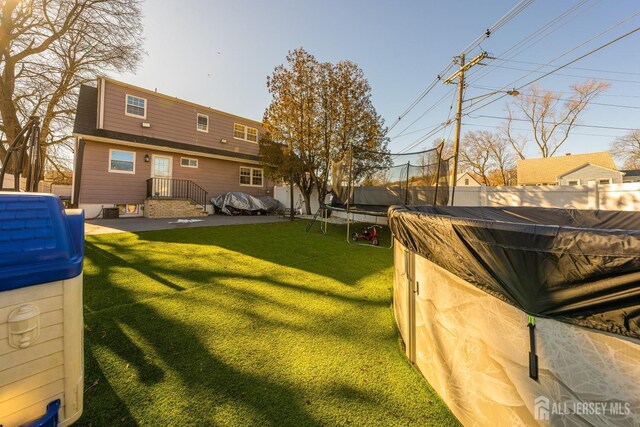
left=517, top=152, right=617, bottom=185
left=558, top=164, right=624, bottom=185
left=101, top=79, right=261, bottom=157
left=78, top=140, right=272, bottom=205
left=456, top=173, right=481, bottom=187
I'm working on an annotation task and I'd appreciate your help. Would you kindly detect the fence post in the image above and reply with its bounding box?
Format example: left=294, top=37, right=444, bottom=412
left=480, top=185, right=488, bottom=206
left=588, top=181, right=600, bottom=210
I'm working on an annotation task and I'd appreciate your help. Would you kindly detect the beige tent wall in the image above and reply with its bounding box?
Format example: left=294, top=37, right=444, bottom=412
left=394, top=239, right=640, bottom=426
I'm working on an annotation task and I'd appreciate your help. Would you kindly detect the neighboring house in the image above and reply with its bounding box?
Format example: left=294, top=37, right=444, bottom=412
left=456, top=172, right=481, bottom=186
left=72, top=77, right=270, bottom=218
left=516, top=152, right=618, bottom=185
left=621, top=169, right=640, bottom=183
left=557, top=163, right=624, bottom=185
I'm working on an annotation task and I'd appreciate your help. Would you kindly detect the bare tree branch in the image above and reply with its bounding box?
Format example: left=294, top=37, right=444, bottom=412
left=0, top=0, right=144, bottom=176
left=610, top=129, right=640, bottom=169
left=503, top=80, right=610, bottom=159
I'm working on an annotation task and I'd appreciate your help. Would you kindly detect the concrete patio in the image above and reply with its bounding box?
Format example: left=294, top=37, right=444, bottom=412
left=85, top=214, right=289, bottom=235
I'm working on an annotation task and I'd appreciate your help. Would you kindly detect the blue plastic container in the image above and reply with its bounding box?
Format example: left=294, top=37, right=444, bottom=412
left=0, top=193, right=84, bottom=426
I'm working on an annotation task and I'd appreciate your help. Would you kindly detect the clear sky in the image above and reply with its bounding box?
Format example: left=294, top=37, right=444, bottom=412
left=116, top=0, right=640, bottom=159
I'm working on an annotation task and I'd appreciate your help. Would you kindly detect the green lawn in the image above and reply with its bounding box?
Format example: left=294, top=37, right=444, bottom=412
left=78, top=221, right=459, bottom=426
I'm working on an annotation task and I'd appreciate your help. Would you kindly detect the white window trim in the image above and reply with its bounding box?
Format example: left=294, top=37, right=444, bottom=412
left=125, top=94, right=147, bottom=119
left=108, top=148, right=136, bottom=174
left=196, top=113, right=209, bottom=133
left=180, top=157, right=199, bottom=168
left=151, top=154, right=173, bottom=178
left=233, top=123, right=259, bottom=143
left=115, top=203, right=140, bottom=215
left=567, top=179, right=580, bottom=185
left=239, top=166, right=264, bottom=187
left=598, top=178, right=612, bottom=184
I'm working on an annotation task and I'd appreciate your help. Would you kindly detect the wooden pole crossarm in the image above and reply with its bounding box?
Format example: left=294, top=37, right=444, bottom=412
left=442, top=52, right=490, bottom=85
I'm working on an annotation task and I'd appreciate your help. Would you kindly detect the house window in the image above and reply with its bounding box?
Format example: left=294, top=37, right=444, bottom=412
left=464, top=178, right=469, bottom=185
left=598, top=178, right=611, bottom=185
left=116, top=204, right=139, bottom=215
left=125, top=95, right=146, bottom=118
left=197, top=113, right=209, bottom=132
left=234, top=123, right=258, bottom=142
left=240, top=167, right=251, bottom=185
left=567, top=180, right=580, bottom=185
left=240, top=167, right=263, bottom=187
left=180, top=157, right=198, bottom=168
left=252, top=168, right=263, bottom=186
left=109, top=149, right=135, bottom=173
left=246, top=127, right=258, bottom=142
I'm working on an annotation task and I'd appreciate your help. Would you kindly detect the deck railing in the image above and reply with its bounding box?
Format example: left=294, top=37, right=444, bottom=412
left=146, top=178, right=208, bottom=210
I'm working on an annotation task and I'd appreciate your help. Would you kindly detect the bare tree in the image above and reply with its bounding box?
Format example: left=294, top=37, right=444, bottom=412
left=486, top=132, right=516, bottom=185
left=610, top=129, right=640, bottom=169
left=460, top=130, right=516, bottom=186
left=0, top=0, right=143, bottom=176
left=460, top=131, right=493, bottom=184
left=504, top=80, right=610, bottom=159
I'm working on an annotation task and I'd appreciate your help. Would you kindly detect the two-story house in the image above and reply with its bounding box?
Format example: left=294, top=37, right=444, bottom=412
left=72, top=77, right=271, bottom=218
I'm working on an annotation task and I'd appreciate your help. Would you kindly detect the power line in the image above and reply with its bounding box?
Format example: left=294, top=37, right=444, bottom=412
left=466, top=9, right=640, bottom=109
left=466, top=0, right=595, bottom=86
left=463, top=122, right=626, bottom=138
left=387, top=0, right=534, bottom=133
left=468, top=83, right=640, bottom=99
left=494, top=58, right=640, bottom=76
left=390, top=87, right=456, bottom=139
left=466, top=85, right=640, bottom=110
left=387, top=72, right=452, bottom=133
left=388, top=122, right=445, bottom=139
left=394, top=122, right=451, bottom=155
left=460, top=0, right=535, bottom=55
left=469, top=114, right=638, bottom=131
left=465, top=23, right=640, bottom=115
left=483, top=64, right=640, bottom=84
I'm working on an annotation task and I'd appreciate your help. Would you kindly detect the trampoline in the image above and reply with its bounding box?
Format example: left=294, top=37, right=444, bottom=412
left=315, top=142, right=452, bottom=245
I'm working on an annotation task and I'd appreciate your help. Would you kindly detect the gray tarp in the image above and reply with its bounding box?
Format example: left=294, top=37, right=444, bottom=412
left=212, top=192, right=283, bottom=216
left=388, top=206, right=640, bottom=339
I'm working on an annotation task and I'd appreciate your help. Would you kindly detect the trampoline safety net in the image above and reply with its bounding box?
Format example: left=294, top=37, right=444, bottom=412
left=331, top=143, right=451, bottom=212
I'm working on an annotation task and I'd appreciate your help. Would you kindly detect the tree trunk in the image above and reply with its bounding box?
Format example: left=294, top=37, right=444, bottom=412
left=300, top=187, right=312, bottom=215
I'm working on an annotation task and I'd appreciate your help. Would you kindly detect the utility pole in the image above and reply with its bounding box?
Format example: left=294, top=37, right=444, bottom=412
left=443, top=51, right=488, bottom=206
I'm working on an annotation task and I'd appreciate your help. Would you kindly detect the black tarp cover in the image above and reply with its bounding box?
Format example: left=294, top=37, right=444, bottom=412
left=388, top=206, right=640, bottom=339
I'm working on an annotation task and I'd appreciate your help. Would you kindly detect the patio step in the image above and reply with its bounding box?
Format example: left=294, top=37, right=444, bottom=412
left=143, top=198, right=209, bottom=219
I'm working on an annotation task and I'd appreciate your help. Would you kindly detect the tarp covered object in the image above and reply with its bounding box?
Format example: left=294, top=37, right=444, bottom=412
left=212, top=192, right=283, bottom=216
left=388, top=206, right=640, bottom=339
left=393, top=240, right=640, bottom=426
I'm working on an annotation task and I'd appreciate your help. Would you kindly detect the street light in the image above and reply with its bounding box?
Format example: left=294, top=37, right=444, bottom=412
left=463, top=88, right=520, bottom=105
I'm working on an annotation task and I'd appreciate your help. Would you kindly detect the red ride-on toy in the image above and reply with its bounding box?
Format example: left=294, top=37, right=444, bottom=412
left=351, top=225, right=382, bottom=246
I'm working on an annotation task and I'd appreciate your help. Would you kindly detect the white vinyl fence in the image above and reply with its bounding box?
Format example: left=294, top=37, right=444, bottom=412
left=275, top=182, right=640, bottom=214
left=2, top=175, right=72, bottom=198
left=452, top=182, right=640, bottom=211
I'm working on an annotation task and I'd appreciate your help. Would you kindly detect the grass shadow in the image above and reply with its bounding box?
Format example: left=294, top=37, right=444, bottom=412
left=79, top=221, right=459, bottom=425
